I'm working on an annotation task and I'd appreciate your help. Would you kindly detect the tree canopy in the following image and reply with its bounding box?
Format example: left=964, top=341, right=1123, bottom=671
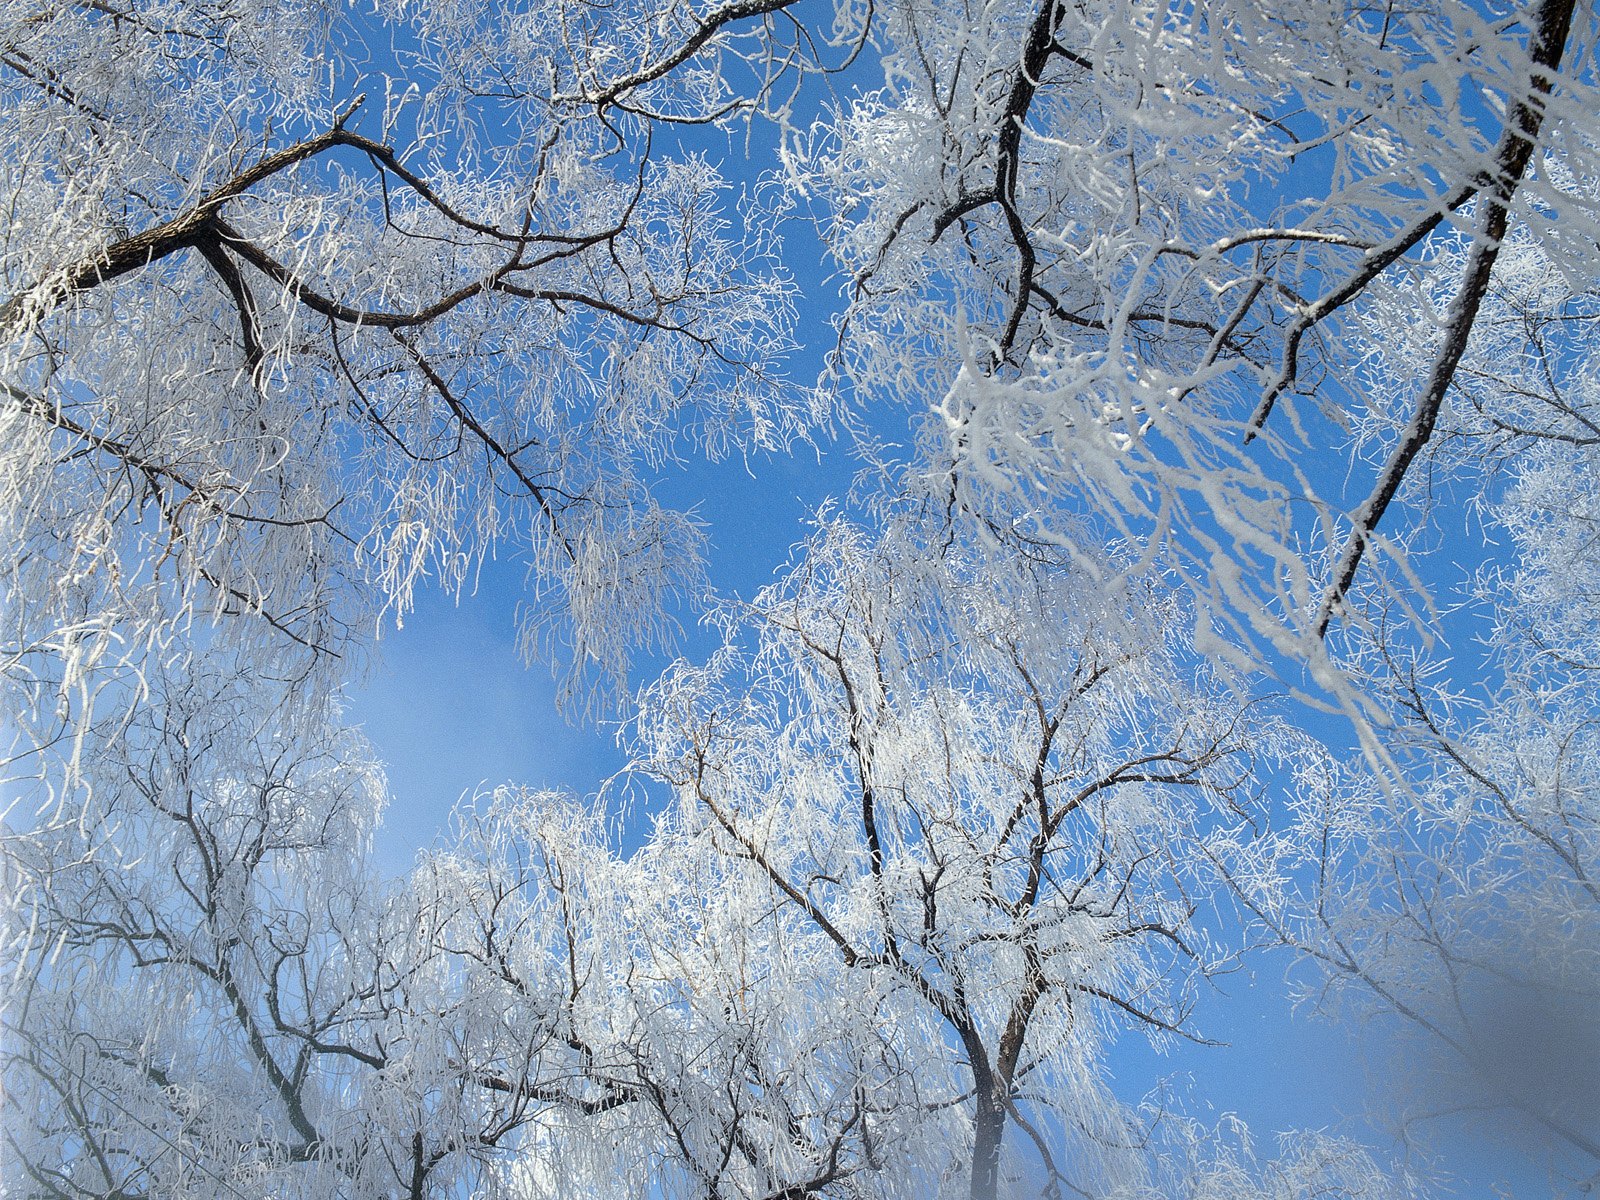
left=4, top=0, right=1599, bottom=1196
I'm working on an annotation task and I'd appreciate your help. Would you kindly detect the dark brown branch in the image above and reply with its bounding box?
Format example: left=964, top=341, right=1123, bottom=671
left=568, top=0, right=803, bottom=112
left=0, top=95, right=366, bottom=340
left=1313, top=0, right=1577, bottom=635
left=474, top=1068, right=638, bottom=1116
left=194, top=235, right=265, bottom=380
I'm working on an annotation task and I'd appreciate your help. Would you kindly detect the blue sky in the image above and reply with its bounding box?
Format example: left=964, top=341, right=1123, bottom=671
left=349, top=428, right=863, bottom=877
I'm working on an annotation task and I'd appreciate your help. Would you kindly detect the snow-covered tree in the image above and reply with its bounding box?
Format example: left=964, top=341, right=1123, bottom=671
left=6, top=0, right=1598, bottom=1195
left=800, top=0, right=1599, bottom=706
left=0, top=0, right=818, bottom=835
left=624, top=517, right=1298, bottom=1199
left=1220, top=228, right=1600, bottom=1189
left=1, top=652, right=414, bottom=1197
left=415, top=783, right=926, bottom=1200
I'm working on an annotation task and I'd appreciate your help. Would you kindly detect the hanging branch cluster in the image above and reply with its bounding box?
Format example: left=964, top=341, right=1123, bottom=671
left=806, top=0, right=1599, bottom=695
left=0, top=0, right=819, bottom=793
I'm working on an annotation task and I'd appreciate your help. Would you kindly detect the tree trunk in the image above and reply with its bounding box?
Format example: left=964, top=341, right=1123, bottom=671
left=970, top=1089, right=1007, bottom=1200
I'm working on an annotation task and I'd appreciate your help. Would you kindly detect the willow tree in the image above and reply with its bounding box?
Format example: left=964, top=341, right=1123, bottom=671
left=628, top=517, right=1301, bottom=1200
left=0, top=0, right=819, bottom=829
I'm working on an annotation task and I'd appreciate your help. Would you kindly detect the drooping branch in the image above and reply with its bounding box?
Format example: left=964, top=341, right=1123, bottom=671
left=0, top=95, right=367, bottom=342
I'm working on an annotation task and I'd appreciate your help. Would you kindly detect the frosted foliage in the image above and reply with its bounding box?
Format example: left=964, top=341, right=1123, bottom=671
left=418, top=786, right=956, bottom=1200
left=799, top=0, right=1600, bottom=705
left=1126, top=1117, right=1408, bottom=1200
left=1243, top=681, right=1600, bottom=1180
left=7, top=0, right=1589, bottom=1194
left=0, top=0, right=811, bottom=817
left=1, top=536, right=1385, bottom=1200
left=627, top=517, right=1303, bottom=1199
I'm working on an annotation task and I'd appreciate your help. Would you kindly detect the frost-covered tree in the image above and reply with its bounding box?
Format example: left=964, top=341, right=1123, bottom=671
left=799, top=0, right=1599, bottom=704
left=1, top=653, right=416, bottom=1197
left=5, top=527, right=1387, bottom=1200
left=0, top=0, right=819, bottom=831
left=415, top=784, right=928, bottom=1200
left=6, top=0, right=1598, bottom=1195
left=625, top=517, right=1299, bottom=1199
left=1219, top=229, right=1600, bottom=1189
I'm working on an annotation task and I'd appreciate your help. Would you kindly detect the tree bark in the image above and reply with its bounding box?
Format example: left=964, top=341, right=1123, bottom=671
left=970, top=1087, right=1008, bottom=1200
